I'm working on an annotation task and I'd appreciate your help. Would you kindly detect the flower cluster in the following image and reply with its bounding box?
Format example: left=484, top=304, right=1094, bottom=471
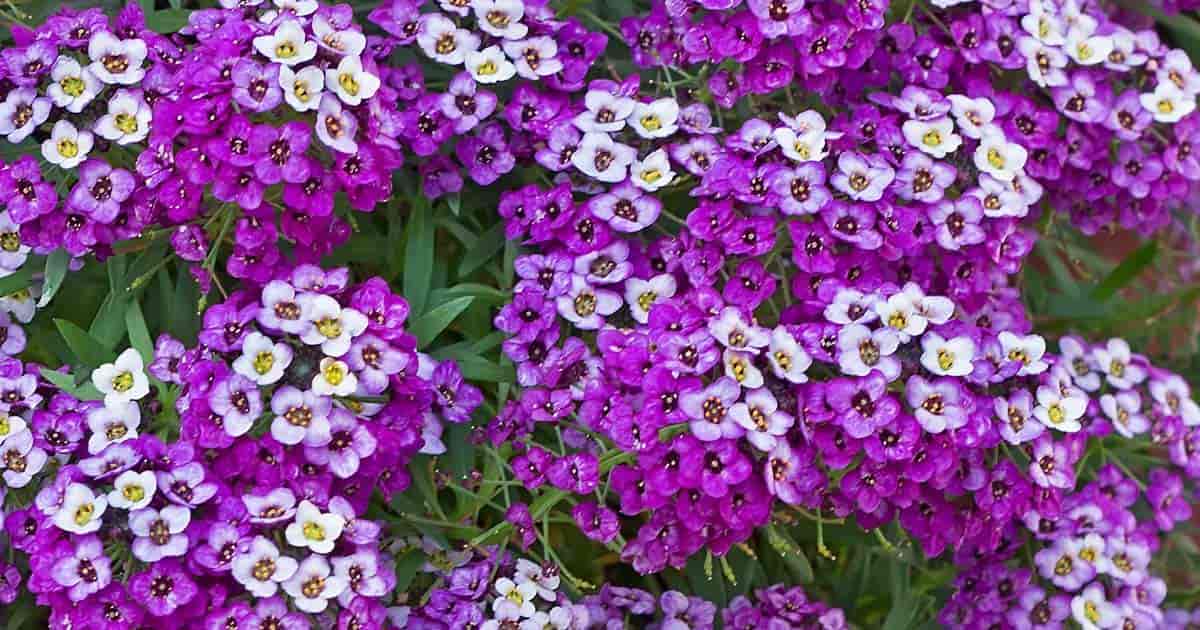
left=0, top=2, right=393, bottom=282
left=0, top=264, right=482, bottom=626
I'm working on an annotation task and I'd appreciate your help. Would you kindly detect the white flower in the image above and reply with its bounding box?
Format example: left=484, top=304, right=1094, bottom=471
left=53, top=483, right=106, bottom=534
left=1101, top=391, right=1147, bottom=438
left=998, top=331, right=1049, bottom=375
left=0, top=411, right=25, bottom=445
left=108, top=470, right=156, bottom=510
left=502, top=36, right=562, bottom=80
left=253, top=20, right=317, bottom=66
left=824, top=288, right=878, bottom=325
left=473, top=0, right=528, bottom=39
left=419, top=411, right=446, bottom=455
left=920, top=333, right=976, bottom=377
left=574, top=91, right=636, bottom=133
left=556, top=275, right=621, bottom=330
left=1091, top=338, right=1145, bottom=389
left=1149, top=375, right=1200, bottom=426
left=325, top=55, right=380, bottom=106
left=466, top=45, right=516, bottom=83
left=85, top=401, right=140, bottom=455
left=1064, top=28, right=1113, bottom=66
left=47, top=56, right=101, bottom=113
left=624, top=274, right=676, bottom=324
left=87, top=32, right=146, bottom=84
left=94, top=89, right=151, bottom=145
left=493, top=577, right=538, bottom=618
left=1058, top=336, right=1101, bottom=391
left=514, top=558, right=560, bottom=601
left=1071, top=582, right=1120, bottom=630
left=902, top=117, right=961, bottom=159
left=775, top=111, right=832, bottom=162
left=0, top=284, right=36, bottom=323
left=284, top=555, right=347, bottom=613
left=41, top=120, right=93, bottom=169
left=729, top=388, right=793, bottom=451
left=311, top=14, right=366, bottom=56
left=630, top=148, right=675, bottom=192
left=130, top=505, right=190, bottom=561
left=969, top=173, right=1029, bottom=218
left=285, top=500, right=346, bottom=554
left=630, top=98, right=680, bottom=139
left=0, top=429, right=45, bottom=488
left=299, top=294, right=367, bottom=357
left=0, top=89, right=50, bottom=143
left=708, top=307, right=770, bottom=352
left=233, top=332, right=294, bottom=385
left=724, top=348, right=764, bottom=388
left=417, top=14, right=480, bottom=66
left=232, top=536, right=298, bottom=598
left=836, top=324, right=900, bottom=380
left=279, top=65, right=325, bottom=112
left=1140, top=83, right=1195, bottom=124
left=313, top=358, right=357, bottom=397
left=874, top=291, right=927, bottom=340
left=974, top=127, right=1028, bottom=182
left=766, top=326, right=811, bottom=383
left=1018, top=37, right=1068, bottom=88
left=946, top=94, right=995, bottom=139
left=1020, top=7, right=1066, bottom=46
left=572, top=132, right=636, bottom=183
left=270, top=386, right=332, bottom=446
left=907, top=284, right=956, bottom=325
left=91, top=348, right=151, bottom=408
left=1033, top=385, right=1087, bottom=433
left=273, top=0, right=319, bottom=17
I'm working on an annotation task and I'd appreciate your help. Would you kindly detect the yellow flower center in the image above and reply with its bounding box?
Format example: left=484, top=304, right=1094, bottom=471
left=922, top=130, right=942, bottom=147
left=253, top=351, right=275, bottom=375
left=115, top=113, right=138, bottom=134
left=1047, top=404, right=1064, bottom=424
left=887, top=312, right=907, bottom=329
left=112, top=371, right=134, bottom=393
left=57, top=139, right=79, bottom=158
left=0, top=232, right=20, bottom=253
left=316, top=317, right=343, bottom=339
left=1159, top=99, right=1175, bottom=114
left=338, top=72, right=359, bottom=96
left=640, top=168, right=662, bottom=184
left=275, top=41, right=297, bottom=59
left=61, top=76, right=85, bottom=97
left=641, top=115, right=661, bottom=131
left=323, top=362, right=346, bottom=386
left=293, top=80, right=311, bottom=102
left=302, top=521, right=326, bottom=541
left=637, top=291, right=657, bottom=313
left=122, top=484, right=145, bottom=503
left=937, top=349, right=955, bottom=371
left=74, top=503, right=94, bottom=526
left=987, top=147, right=1006, bottom=169
left=476, top=60, right=497, bottom=76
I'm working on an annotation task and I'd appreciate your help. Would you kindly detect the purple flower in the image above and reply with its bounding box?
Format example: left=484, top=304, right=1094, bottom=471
left=231, top=59, right=282, bottom=112
left=456, top=122, right=514, bottom=185
left=825, top=372, right=899, bottom=438
left=250, top=121, right=311, bottom=185
left=680, top=377, right=743, bottom=442
left=905, top=376, right=970, bottom=434
left=51, top=535, right=112, bottom=602
left=679, top=437, right=752, bottom=499
left=129, top=560, right=197, bottom=617
left=573, top=502, right=620, bottom=542
left=547, top=452, right=600, bottom=494
left=68, top=160, right=135, bottom=224
left=305, top=408, right=377, bottom=478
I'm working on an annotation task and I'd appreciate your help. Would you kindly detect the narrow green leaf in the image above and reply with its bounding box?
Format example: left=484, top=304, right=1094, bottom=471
left=125, top=301, right=155, bottom=363
left=39, top=368, right=103, bottom=401
left=38, top=249, right=70, bottom=307
left=0, top=265, right=33, bottom=297
left=90, top=293, right=131, bottom=350
left=145, top=9, right=190, bottom=34
left=685, top=552, right=728, bottom=608
left=410, top=296, right=474, bottom=349
left=1091, top=240, right=1158, bottom=301
left=107, top=254, right=128, bottom=294
left=392, top=550, right=426, bottom=593
left=458, top=222, right=507, bottom=278
left=763, top=525, right=814, bottom=583
left=403, top=202, right=434, bottom=316
left=55, top=319, right=115, bottom=368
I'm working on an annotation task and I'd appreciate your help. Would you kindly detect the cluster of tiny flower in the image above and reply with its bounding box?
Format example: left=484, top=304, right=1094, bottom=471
left=0, top=2, right=393, bottom=282
left=365, top=0, right=607, bottom=194
left=614, top=0, right=1200, bottom=237
left=0, top=264, right=482, bottom=626
left=935, top=335, right=1200, bottom=628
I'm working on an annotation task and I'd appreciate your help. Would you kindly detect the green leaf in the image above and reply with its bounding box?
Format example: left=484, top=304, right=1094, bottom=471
left=403, top=201, right=434, bottom=316
left=685, top=552, right=727, bottom=608
left=410, top=296, right=474, bottom=349
left=125, top=301, right=155, bottom=363
left=90, top=293, right=131, bottom=350
left=1091, top=240, right=1158, bottom=301
left=458, top=222, right=507, bottom=278
left=763, top=525, right=814, bottom=583
left=0, top=265, right=33, bottom=297
left=39, top=368, right=102, bottom=401
left=55, top=319, right=116, bottom=368
left=145, top=9, right=190, bottom=34
left=38, top=249, right=70, bottom=307
left=392, top=550, right=426, bottom=593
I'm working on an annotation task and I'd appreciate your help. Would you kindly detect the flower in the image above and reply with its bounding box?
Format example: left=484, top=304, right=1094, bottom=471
left=466, top=45, right=517, bottom=83
left=920, top=333, right=976, bottom=377
left=254, top=20, right=318, bottom=66
left=0, top=88, right=50, bottom=143
left=85, top=402, right=140, bottom=454
left=47, top=56, right=100, bottom=113
left=87, top=31, right=146, bottom=84
left=232, top=536, right=299, bottom=598
left=130, top=505, right=191, bottom=562
left=108, top=469, right=156, bottom=510
left=285, top=500, right=346, bottom=554
left=284, top=554, right=347, bottom=613
left=53, top=482, right=107, bottom=534
left=91, top=348, right=150, bottom=409
left=41, top=120, right=93, bottom=169
left=279, top=65, right=325, bottom=112
left=326, top=55, right=380, bottom=106
left=233, top=331, right=294, bottom=385
left=95, top=89, right=151, bottom=145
